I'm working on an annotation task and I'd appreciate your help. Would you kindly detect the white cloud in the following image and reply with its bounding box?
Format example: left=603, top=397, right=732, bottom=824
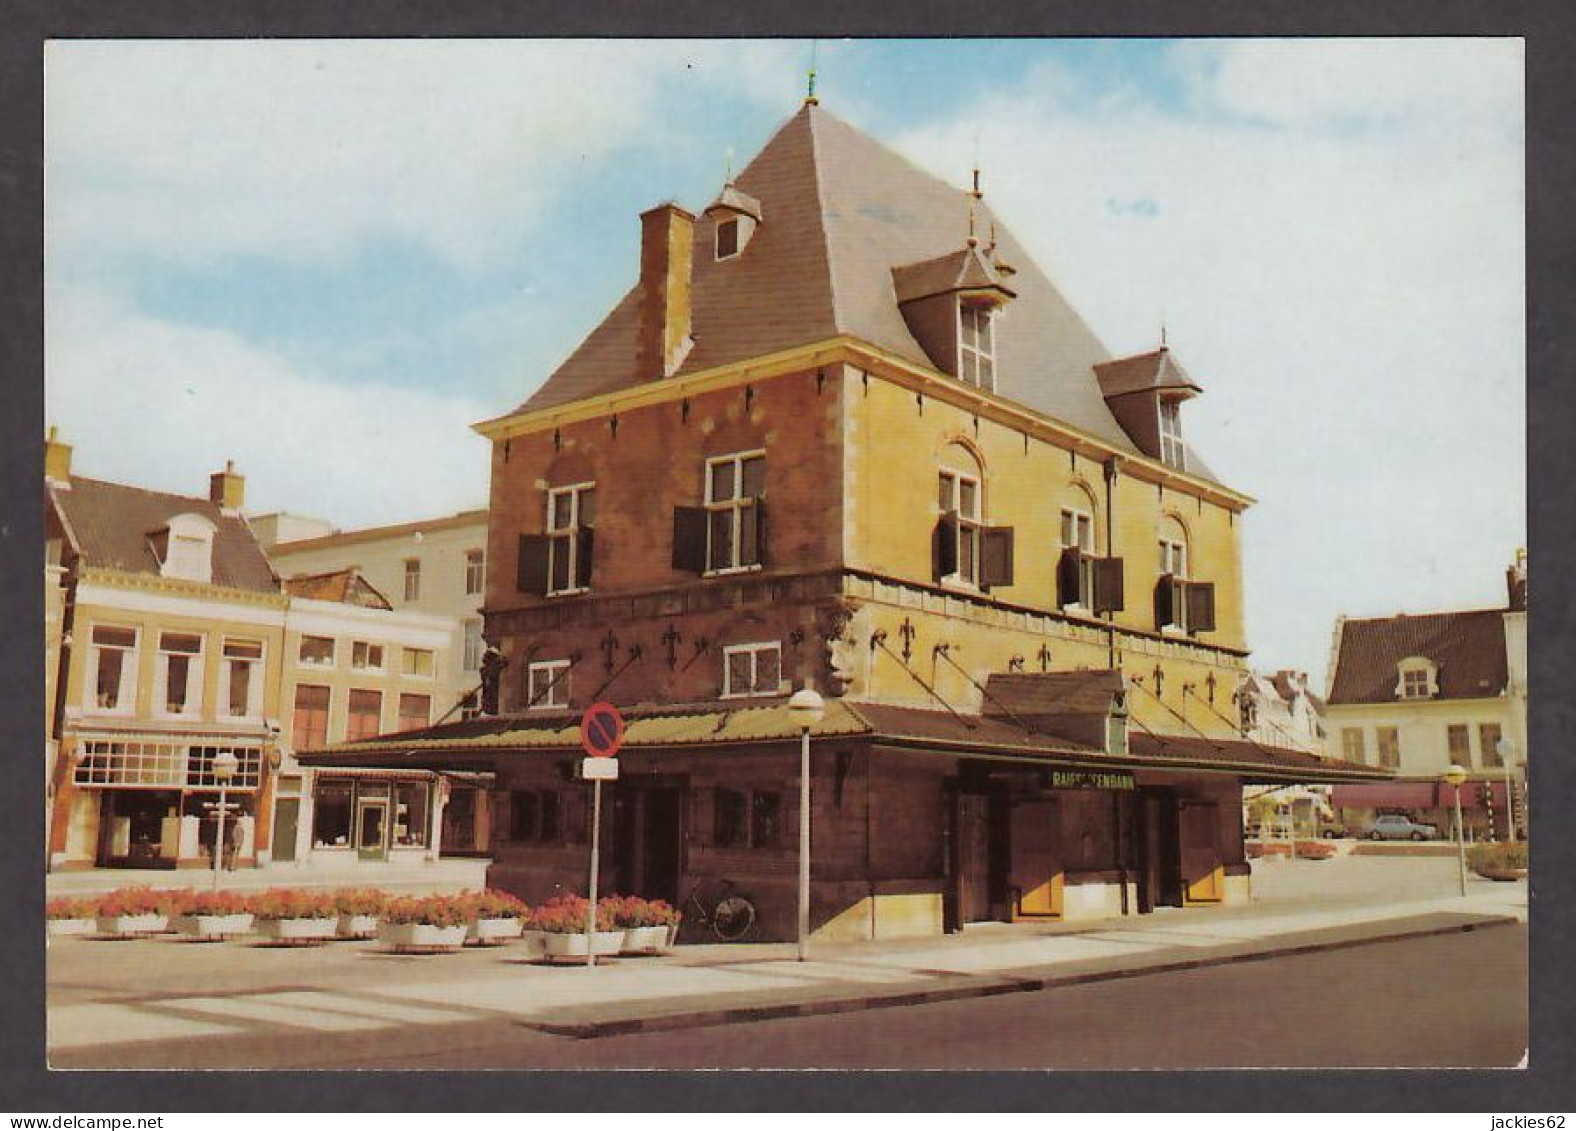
left=45, top=39, right=809, bottom=269
left=45, top=283, right=492, bottom=527
left=890, top=40, right=1524, bottom=684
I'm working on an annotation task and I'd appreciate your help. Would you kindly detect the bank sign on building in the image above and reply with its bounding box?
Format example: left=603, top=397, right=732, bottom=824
left=304, top=102, right=1386, bottom=940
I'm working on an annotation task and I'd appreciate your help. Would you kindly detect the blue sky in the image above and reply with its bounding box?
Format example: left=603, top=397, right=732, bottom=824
left=44, top=38, right=1524, bottom=687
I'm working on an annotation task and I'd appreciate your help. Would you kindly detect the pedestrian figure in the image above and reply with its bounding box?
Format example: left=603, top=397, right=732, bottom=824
left=225, top=817, right=243, bottom=871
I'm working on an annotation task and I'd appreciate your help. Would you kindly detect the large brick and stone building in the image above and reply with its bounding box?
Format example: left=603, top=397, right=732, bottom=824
left=303, top=101, right=1384, bottom=938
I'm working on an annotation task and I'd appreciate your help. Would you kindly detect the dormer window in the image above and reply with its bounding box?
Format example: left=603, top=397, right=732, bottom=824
left=153, top=513, right=216, bottom=584
left=1159, top=399, right=1186, bottom=469
left=958, top=302, right=996, bottom=389
left=1396, top=657, right=1438, bottom=700
left=716, top=218, right=740, bottom=260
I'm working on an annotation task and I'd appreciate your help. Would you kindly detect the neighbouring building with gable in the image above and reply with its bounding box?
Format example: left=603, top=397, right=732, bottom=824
left=45, top=435, right=290, bottom=871
left=302, top=101, right=1385, bottom=938
left=1324, top=551, right=1528, bottom=840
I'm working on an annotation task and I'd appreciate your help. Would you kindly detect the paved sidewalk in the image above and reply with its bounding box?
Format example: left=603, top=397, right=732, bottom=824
left=46, top=863, right=1527, bottom=1066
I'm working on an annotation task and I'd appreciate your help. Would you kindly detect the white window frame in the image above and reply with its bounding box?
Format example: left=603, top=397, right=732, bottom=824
left=154, top=631, right=205, bottom=719
left=957, top=302, right=996, bottom=391
left=403, top=558, right=421, bottom=602
left=465, top=549, right=486, bottom=596
left=298, top=635, right=336, bottom=668
left=462, top=619, right=484, bottom=672
left=939, top=467, right=983, bottom=589
left=86, top=624, right=140, bottom=716
left=1060, top=506, right=1096, bottom=610
left=401, top=647, right=435, bottom=679
left=1159, top=535, right=1189, bottom=634
left=704, top=451, right=765, bottom=577
left=220, top=638, right=265, bottom=720
left=721, top=641, right=786, bottom=699
left=546, top=482, right=595, bottom=596
left=1159, top=399, right=1186, bottom=470
left=527, top=660, right=572, bottom=710
left=1341, top=728, right=1366, bottom=765
left=350, top=641, right=385, bottom=672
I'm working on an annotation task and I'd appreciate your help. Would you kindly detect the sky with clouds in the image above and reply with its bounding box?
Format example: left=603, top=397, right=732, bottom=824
left=44, top=38, right=1524, bottom=690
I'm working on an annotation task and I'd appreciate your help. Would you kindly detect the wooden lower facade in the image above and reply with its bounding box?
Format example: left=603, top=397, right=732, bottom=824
left=486, top=741, right=1249, bottom=942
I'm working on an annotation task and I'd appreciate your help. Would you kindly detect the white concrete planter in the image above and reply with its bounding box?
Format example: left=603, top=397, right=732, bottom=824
left=337, top=913, right=379, bottom=939
left=172, top=913, right=254, bottom=940
left=467, top=917, right=524, bottom=945
left=48, top=917, right=95, bottom=937
left=620, top=925, right=674, bottom=954
left=541, top=930, right=624, bottom=959
left=95, top=913, right=168, bottom=937
left=378, top=921, right=467, bottom=953
left=254, top=916, right=338, bottom=944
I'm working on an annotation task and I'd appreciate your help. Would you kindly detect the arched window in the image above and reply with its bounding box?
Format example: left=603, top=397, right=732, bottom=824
left=1155, top=513, right=1213, bottom=635
left=1158, top=514, right=1189, bottom=580
left=933, top=442, right=1013, bottom=590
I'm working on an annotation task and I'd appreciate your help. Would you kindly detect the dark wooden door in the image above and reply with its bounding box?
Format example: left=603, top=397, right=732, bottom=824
left=641, top=788, right=682, bottom=905
left=956, top=792, right=991, bottom=923
left=272, top=798, right=300, bottom=863
left=1009, top=799, right=1062, bottom=919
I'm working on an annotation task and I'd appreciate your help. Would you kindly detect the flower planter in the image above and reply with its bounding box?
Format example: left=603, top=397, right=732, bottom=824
left=378, top=921, right=468, bottom=953
left=173, top=913, right=254, bottom=940
left=95, top=913, right=168, bottom=938
left=541, top=930, right=624, bottom=960
left=467, top=917, right=524, bottom=946
left=48, top=917, right=96, bottom=938
left=620, top=925, right=674, bottom=954
left=517, top=930, right=549, bottom=961
left=337, top=913, right=379, bottom=940
left=254, top=916, right=338, bottom=945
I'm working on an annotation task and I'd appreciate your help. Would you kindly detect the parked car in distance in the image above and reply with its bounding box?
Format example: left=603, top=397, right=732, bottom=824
left=1364, top=814, right=1438, bottom=841
left=1317, top=818, right=1349, bottom=839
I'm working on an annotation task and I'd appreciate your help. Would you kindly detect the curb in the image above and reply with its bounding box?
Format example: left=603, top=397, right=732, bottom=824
left=519, top=913, right=1520, bottom=1040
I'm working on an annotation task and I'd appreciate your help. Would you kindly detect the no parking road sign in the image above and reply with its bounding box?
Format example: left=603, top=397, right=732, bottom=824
left=580, top=701, right=625, bottom=758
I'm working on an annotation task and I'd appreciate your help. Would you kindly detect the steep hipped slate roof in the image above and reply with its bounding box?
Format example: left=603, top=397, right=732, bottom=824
left=283, top=569, right=393, bottom=610
left=49, top=477, right=279, bottom=594
left=1327, top=610, right=1509, bottom=705
left=513, top=104, right=1141, bottom=456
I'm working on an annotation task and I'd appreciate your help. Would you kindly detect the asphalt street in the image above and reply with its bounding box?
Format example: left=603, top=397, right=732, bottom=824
left=51, top=922, right=1526, bottom=1070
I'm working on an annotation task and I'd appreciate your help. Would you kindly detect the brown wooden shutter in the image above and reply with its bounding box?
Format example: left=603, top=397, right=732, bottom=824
left=672, top=506, right=708, bottom=572
left=1057, top=547, right=1082, bottom=608
left=575, top=528, right=595, bottom=589
left=1154, top=575, right=1175, bottom=630
left=980, top=526, right=1015, bottom=589
left=1094, top=556, right=1126, bottom=613
left=932, top=511, right=958, bottom=581
left=1187, top=581, right=1216, bottom=633
left=516, top=534, right=550, bottom=594
left=752, top=498, right=768, bottom=567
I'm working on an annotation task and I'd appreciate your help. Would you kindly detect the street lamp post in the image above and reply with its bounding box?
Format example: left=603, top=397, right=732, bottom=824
left=787, top=685, right=826, bottom=963
left=1444, top=763, right=1467, bottom=897
left=1496, top=738, right=1517, bottom=841
left=211, top=749, right=240, bottom=892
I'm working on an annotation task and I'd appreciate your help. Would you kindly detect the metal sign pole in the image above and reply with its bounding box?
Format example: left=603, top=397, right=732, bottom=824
left=587, top=777, right=602, bottom=968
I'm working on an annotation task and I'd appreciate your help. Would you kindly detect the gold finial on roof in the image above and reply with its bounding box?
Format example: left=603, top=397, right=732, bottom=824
left=805, top=40, right=819, bottom=105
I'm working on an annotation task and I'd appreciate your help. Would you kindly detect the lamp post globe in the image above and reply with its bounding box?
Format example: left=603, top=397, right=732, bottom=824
left=213, top=749, right=239, bottom=781
left=788, top=685, right=825, bottom=963
left=1444, top=763, right=1467, bottom=788
left=788, top=687, right=826, bottom=730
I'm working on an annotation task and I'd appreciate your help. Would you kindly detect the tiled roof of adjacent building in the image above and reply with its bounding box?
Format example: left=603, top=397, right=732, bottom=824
left=512, top=103, right=1147, bottom=460
left=282, top=569, right=393, bottom=609
left=48, top=477, right=279, bottom=594
left=1327, top=609, right=1509, bottom=705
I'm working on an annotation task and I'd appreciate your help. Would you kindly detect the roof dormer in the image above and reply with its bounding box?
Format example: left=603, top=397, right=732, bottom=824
left=150, top=512, right=217, bottom=584
left=1094, top=347, right=1203, bottom=470
left=704, top=182, right=762, bottom=261
left=1395, top=656, right=1439, bottom=701
left=892, top=243, right=1016, bottom=391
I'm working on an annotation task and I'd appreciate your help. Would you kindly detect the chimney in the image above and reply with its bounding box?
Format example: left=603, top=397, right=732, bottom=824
left=209, top=459, right=245, bottom=512
left=1506, top=547, right=1527, bottom=611
left=44, top=426, right=72, bottom=486
left=637, top=202, right=695, bottom=378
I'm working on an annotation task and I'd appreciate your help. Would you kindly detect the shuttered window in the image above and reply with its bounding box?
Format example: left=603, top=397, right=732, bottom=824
left=704, top=452, right=766, bottom=573
left=546, top=483, right=595, bottom=595
left=936, top=469, right=981, bottom=586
